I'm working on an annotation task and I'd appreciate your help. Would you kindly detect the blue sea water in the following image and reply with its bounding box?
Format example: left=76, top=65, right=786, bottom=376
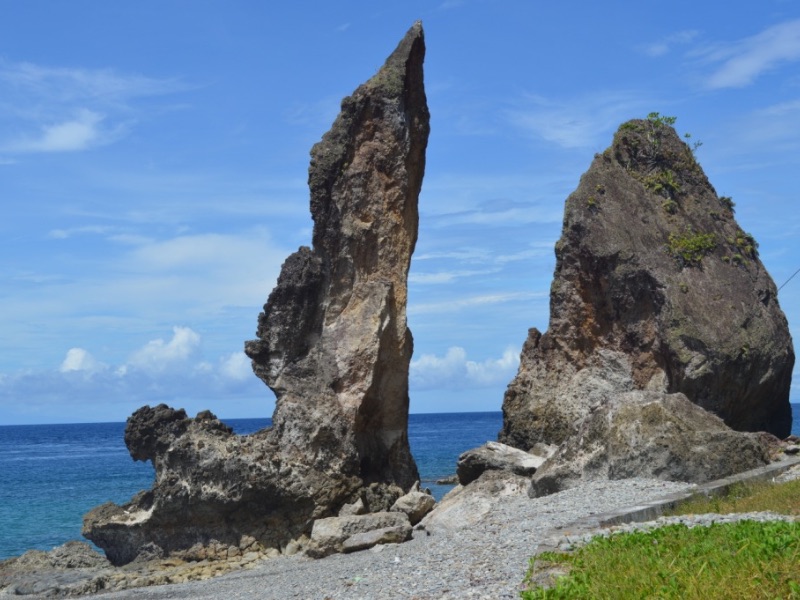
left=2, top=407, right=798, bottom=561
left=0, top=411, right=503, bottom=560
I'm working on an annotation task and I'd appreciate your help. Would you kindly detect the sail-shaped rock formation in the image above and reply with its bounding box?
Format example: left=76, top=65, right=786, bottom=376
left=244, top=20, right=428, bottom=489
left=501, top=115, right=794, bottom=457
left=83, top=22, right=429, bottom=565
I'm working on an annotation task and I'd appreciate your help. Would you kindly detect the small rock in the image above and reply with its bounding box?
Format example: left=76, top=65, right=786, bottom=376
left=307, top=512, right=412, bottom=558
left=390, top=481, right=436, bottom=525
left=342, top=526, right=411, bottom=553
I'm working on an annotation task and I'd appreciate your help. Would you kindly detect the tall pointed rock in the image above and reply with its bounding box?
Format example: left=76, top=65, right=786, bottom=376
left=245, top=20, right=428, bottom=489
left=83, top=23, right=429, bottom=566
left=501, top=115, right=794, bottom=452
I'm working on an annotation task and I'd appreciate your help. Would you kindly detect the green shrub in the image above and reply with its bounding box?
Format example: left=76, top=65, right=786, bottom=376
left=667, top=230, right=717, bottom=267
left=644, top=169, right=680, bottom=198
left=719, top=196, right=735, bottom=212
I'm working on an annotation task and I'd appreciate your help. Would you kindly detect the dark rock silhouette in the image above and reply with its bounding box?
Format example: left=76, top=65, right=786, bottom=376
left=501, top=115, right=794, bottom=456
left=83, top=22, right=429, bottom=566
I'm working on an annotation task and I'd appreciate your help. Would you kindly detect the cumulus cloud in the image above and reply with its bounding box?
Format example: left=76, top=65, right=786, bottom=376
left=0, top=327, right=266, bottom=417
left=410, top=346, right=519, bottom=390
left=128, top=326, right=202, bottom=374
left=700, top=19, right=800, bottom=89
left=219, top=352, right=253, bottom=382
left=60, top=348, right=104, bottom=374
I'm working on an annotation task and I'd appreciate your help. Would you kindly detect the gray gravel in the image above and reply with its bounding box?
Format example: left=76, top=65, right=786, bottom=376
left=92, top=478, right=698, bottom=599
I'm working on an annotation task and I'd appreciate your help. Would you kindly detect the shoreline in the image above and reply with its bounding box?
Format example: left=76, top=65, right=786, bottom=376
left=4, top=458, right=800, bottom=598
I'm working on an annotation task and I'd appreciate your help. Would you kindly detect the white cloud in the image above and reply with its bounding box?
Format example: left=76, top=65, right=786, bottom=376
left=0, top=59, right=187, bottom=155
left=700, top=19, right=800, bottom=89
left=411, top=346, right=519, bottom=390
left=48, top=225, right=113, bottom=239
left=4, top=109, right=106, bottom=153
left=0, top=326, right=268, bottom=423
left=219, top=352, right=253, bottom=382
left=409, top=268, right=498, bottom=285
left=128, top=326, right=201, bottom=373
left=410, top=291, right=546, bottom=315
left=465, top=347, right=520, bottom=385
left=507, top=91, right=648, bottom=149
left=0, top=59, right=185, bottom=104
left=60, top=348, right=104, bottom=374
left=642, top=30, right=699, bottom=57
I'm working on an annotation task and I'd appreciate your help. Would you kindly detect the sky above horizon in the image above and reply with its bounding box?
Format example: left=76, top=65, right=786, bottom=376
left=2, top=1, right=800, bottom=425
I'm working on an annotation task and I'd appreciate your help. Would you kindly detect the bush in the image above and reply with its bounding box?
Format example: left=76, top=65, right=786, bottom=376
left=666, top=230, right=717, bottom=267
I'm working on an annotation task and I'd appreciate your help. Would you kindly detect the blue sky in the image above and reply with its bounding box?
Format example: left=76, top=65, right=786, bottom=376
left=2, top=1, right=799, bottom=424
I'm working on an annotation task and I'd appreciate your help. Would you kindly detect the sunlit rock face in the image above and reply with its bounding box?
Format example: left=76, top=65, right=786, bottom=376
left=83, top=22, right=429, bottom=566
left=501, top=117, right=794, bottom=455
left=244, top=19, right=428, bottom=492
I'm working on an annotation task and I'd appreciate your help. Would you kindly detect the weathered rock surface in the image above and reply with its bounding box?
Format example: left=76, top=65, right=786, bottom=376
left=83, top=22, right=429, bottom=566
left=529, top=391, right=773, bottom=497
left=244, top=19, right=429, bottom=492
left=389, top=481, right=436, bottom=525
left=456, top=441, right=554, bottom=485
left=306, top=512, right=412, bottom=557
left=0, top=539, right=278, bottom=598
left=420, top=470, right=529, bottom=533
left=501, top=116, right=794, bottom=453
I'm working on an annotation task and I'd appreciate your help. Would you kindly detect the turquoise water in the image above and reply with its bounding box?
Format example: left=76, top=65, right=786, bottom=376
left=1, top=406, right=797, bottom=561
left=0, top=412, right=503, bottom=560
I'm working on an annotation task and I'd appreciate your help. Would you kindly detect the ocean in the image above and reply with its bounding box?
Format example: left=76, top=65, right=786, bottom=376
left=2, top=406, right=798, bottom=561
left=0, top=411, right=503, bottom=560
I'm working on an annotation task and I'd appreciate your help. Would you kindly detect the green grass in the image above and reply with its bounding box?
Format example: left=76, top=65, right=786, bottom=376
left=521, top=478, right=800, bottom=599
left=667, top=479, right=800, bottom=517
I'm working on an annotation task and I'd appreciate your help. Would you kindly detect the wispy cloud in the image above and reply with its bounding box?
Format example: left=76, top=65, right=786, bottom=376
left=409, top=268, right=499, bottom=285
left=506, top=91, right=648, bottom=149
left=0, top=59, right=187, bottom=154
left=4, top=109, right=111, bottom=153
left=410, top=291, right=546, bottom=315
left=642, top=30, right=699, bottom=57
left=697, top=19, right=800, bottom=89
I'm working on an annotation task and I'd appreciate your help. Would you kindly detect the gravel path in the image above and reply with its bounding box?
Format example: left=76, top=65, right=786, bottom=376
left=92, top=478, right=697, bottom=600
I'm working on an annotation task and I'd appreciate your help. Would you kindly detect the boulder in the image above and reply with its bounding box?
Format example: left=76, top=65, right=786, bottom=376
left=306, top=512, right=412, bottom=557
left=83, top=22, right=429, bottom=566
left=456, top=441, right=554, bottom=485
left=420, top=471, right=528, bottom=533
left=501, top=115, right=794, bottom=452
left=389, top=481, right=436, bottom=525
left=529, top=391, right=773, bottom=497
